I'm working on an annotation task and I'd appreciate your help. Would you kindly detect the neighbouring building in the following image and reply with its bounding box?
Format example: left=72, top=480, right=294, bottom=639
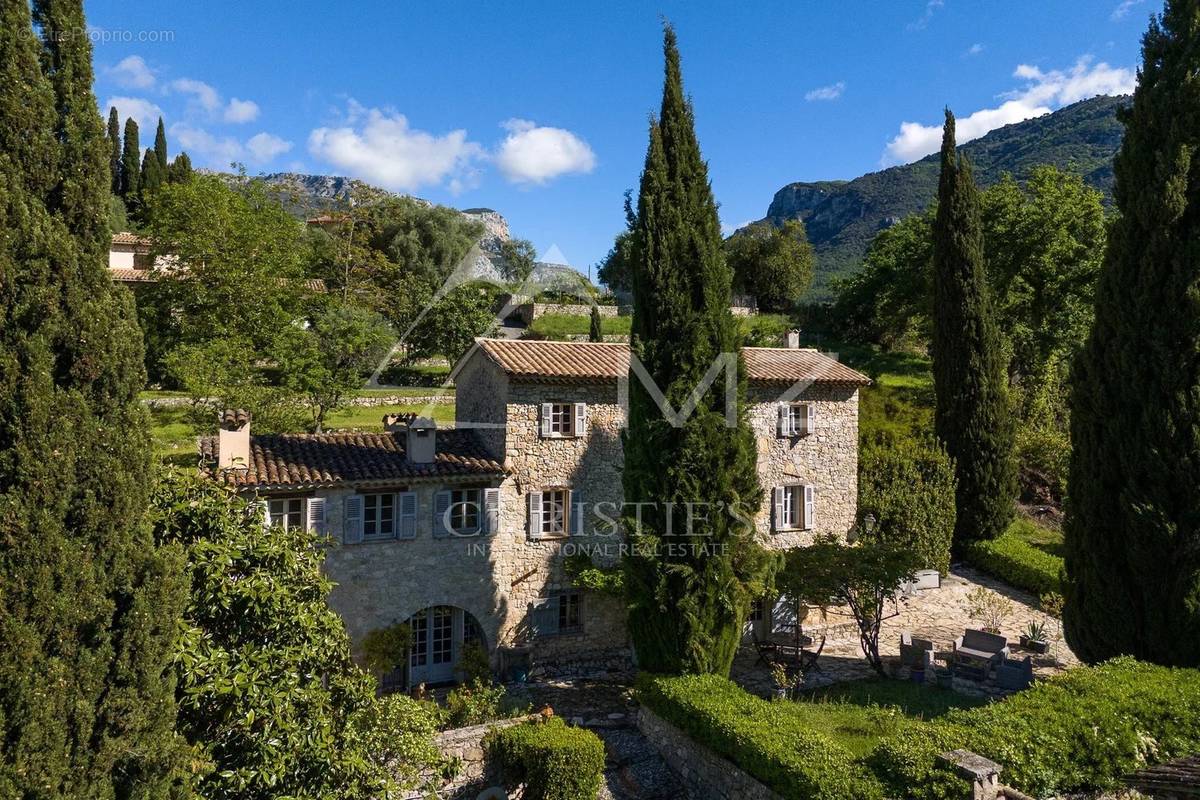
left=199, top=337, right=869, bottom=687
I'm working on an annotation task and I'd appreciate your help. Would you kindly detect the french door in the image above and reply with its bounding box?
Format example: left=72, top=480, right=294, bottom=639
left=409, top=606, right=481, bottom=686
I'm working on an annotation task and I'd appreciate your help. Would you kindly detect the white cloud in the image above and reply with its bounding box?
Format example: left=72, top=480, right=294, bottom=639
left=907, top=0, right=944, bottom=31
left=170, top=78, right=221, bottom=112
left=721, top=219, right=754, bottom=237
left=245, top=132, right=292, bottom=162
left=494, top=119, right=596, bottom=185
left=1111, top=0, right=1144, bottom=20
left=965, top=42, right=985, bottom=56
left=106, top=55, right=155, bottom=89
left=224, top=98, right=260, bottom=124
left=170, top=123, right=244, bottom=168
left=881, top=55, right=1135, bottom=165
left=307, top=102, right=484, bottom=192
left=104, top=95, right=164, bottom=133
left=805, top=81, right=845, bottom=102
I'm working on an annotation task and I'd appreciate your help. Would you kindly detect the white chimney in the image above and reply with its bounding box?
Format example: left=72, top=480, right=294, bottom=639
left=217, top=409, right=251, bottom=470
left=785, top=329, right=801, bottom=349
left=406, top=417, right=437, bottom=464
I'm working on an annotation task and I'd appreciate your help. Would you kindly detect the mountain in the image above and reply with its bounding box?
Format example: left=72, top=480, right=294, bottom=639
left=762, top=95, right=1128, bottom=298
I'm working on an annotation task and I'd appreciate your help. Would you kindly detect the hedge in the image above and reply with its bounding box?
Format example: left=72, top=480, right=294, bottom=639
left=636, top=674, right=886, bottom=800
left=484, top=716, right=604, bottom=800
left=963, top=531, right=1063, bottom=596
left=871, top=658, right=1200, bottom=799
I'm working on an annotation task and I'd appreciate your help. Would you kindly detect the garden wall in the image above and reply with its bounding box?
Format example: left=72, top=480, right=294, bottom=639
left=400, top=714, right=536, bottom=800
left=638, top=707, right=783, bottom=800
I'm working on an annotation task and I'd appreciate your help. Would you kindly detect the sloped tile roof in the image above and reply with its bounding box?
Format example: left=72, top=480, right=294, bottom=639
left=468, top=338, right=869, bottom=386
left=199, top=428, right=505, bottom=490
left=108, top=268, right=156, bottom=283
left=111, top=231, right=151, bottom=247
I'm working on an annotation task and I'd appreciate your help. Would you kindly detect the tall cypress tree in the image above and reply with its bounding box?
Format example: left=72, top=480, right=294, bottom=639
left=0, top=1, right=188, bottom=796
left=588, top=304, right=602, bottom=342
left=1064, top=0, right=1200, bottom=666
left=107, top=105, right=121, bottom=195
left=154, top=116, right=168, bottom=171
left=621, top=25, right=773, bottom=676
left=141, top=146, right=163, bottom=195
left=168, top=150, right=193, bottom=184
left=930, top=110, right=1016, bottom=550
left=120, top=116, right=140, bottom=200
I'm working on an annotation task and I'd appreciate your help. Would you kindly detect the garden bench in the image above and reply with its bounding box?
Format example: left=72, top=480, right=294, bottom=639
left=953, top=629, right=1009, bottom=676
left=995, top=656, right=1033, bottom=691
left=900, top=631, right=936, bottom=669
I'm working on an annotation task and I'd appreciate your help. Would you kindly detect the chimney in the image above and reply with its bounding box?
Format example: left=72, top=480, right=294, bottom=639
left=785, top=329, right=802, bottom=349
left=406, top=417, right=437, bottom=464
left=217, top=409, right=251, bottom=469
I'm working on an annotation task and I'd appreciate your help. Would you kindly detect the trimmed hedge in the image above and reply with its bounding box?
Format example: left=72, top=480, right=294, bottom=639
left=872, top=658, right=1200, bottom=799
left=963, top=530, right=1063, bottom=596
left=484, top=716, right=604, bottom=800
left=636, top=674, right=887, bottom=800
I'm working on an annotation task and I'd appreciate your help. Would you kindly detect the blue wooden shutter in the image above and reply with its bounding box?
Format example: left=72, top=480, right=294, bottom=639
left=343, top=495, right=363, bottom=544
left=398, top=491, right=418, bottom=539
left=433, top=490, right=451, bottom=537
left=530, top=598, right=557, bottom=637
left=306, top=497, right=326, bottom=535
left=483, top=488, right=500, bottom=535
left=569, top=489, right=582, bottom=536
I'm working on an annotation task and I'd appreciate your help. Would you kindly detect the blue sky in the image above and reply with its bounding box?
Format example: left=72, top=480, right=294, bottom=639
left=87, top=0, right=1157, bottom=276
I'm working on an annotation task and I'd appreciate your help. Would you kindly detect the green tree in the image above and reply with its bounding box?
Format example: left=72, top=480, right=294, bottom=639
left=621, top=25, right=775, bottom=676
left=498, top=237, right=538, bottom=283
left=281, top=302, right=396, bottom=432
left=0, top=1, right=189, bottom=795
left=151, top=471, right=402, bottom=800
left=858, top=434, right=957, bottom=574
left=404, top=284, right=497, bottom=364
left=724, top=219, right=815, bottom=312
left=142, top=174, right=312, bottom=377
left=596, top=189, right=637, bottom=293
left=931, top=110, right=1017, bottom=550
left=120, top=115, right=140, bottom=201
left=1064, top=0, right=1200, bottom=666
left=107, top=105, right=121, bottom=194
left=589, top=304, right=603, bottom=342
left=168, top=151, right=193, bottom=183
left=141, top=146, right=164, bottom=195
left=154, top=115, right=168, bottom=170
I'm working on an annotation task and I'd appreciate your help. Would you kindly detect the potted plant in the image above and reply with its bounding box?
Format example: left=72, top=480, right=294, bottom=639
left=1019, top=620, right=1050, bottom=654
left=770, top=662, right=792, bottom=700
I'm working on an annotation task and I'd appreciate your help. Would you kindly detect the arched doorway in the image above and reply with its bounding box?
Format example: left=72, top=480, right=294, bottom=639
left=406, top=605, right=486, bottom=687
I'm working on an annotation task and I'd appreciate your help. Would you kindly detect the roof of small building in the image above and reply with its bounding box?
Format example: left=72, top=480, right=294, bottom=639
left=111, top=231, right=152, bottom=247
left=108, top=267, right=157, bottom=283
left=199, top=427, right=505, bottom=491
left=463, top=338, right=869, bottom=386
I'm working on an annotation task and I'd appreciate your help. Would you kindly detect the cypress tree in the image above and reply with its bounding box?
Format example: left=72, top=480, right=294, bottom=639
left=588, top=304, right=602, bottom=342
left=621, top=25, right=773, bottom=676
left=141, top=146, right=163, bottom=195
left=107, top=105, right=121, bottom=195
left=0, top=1, right=188, bottom=796
left=1064, top=0, right=1200, bottom=666
left=154, top=115, right=168, bottom=171
left=168, top=151, right=193, bottom=183
left=930, top=110, right=1016, bottom=550
left=120, top=116, right=140, bottom=200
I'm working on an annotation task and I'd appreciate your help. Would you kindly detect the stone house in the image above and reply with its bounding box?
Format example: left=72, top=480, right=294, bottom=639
left=200, top=338, right=868, bottom=686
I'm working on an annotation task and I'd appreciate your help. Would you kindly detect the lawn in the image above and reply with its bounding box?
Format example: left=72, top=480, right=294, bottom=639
left=527, top=313, right=632, bottom=339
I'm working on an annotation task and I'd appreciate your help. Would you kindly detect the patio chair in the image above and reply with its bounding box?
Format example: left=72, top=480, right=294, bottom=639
left=798, top=634, right=826, bottom=675
left=899, top=631, right=936, bottom=669
left=953, top=629, right=1010, bottom=677
left=995, top=656, right=1034, bottom=691
left=751, top=630, right=779, bottom=667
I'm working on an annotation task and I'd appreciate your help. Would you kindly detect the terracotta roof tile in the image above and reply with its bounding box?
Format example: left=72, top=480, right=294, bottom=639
left=199, top=428, right=505, bottom=490
left=111, top=231, right=151, bottom=247
left=467, top=338, right=869, bottom=386
left=108, top=267, right=156, bottom=283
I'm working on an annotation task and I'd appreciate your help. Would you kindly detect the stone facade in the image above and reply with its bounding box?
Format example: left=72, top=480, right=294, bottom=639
left=638, top=707, right=783, bottom=800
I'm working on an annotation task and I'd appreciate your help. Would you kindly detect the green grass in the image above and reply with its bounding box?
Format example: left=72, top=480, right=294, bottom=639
left=149, top=405, right=199, bottom=458
left=1007, top=516, right=1064, bottom=558
left=526, top=313, right=632, bottom=340
left=354, top=386, right=453, bottom=397
left=804, top=679, right=986, bottom=722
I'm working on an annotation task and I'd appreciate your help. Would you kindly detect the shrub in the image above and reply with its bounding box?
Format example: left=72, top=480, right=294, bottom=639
left=636, top=674, right=886, bottom=800
left=349, top=693, right=445, bottom=793
left=442, top=679, right=513, bottom=729
left=360, top=623, right=411, bottom=674
left=964, top=530, right=1063, bottom=596
left=859, top=434, right=956, bottom=573
left=485, top=717, right=605, bottom=800
left=872, top=658, right=1200, bottom=799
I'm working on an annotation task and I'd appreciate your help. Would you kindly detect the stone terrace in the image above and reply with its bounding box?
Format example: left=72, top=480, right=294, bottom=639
left=732, top=564, right=1079, bottom=696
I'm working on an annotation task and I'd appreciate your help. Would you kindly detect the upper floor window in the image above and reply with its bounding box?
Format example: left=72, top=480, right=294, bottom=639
left=778, top=402, right=816, bottom=437
left=773, top=484, right=814, bottom=531
left=449, top=488, right=481, bottom=534
left=363, top=493, right=395, bottom=541
left=539, top=402, right=587, bottom=438
left=434, top=487, right=497, bottom=537
left=268, top=498, right=303, bottom=530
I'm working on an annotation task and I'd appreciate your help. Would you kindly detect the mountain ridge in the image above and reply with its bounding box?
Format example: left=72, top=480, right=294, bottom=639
left=762, top=94, right=1129, bottom=297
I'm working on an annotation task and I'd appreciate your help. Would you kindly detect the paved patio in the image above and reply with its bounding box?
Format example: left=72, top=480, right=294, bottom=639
left=732, top=563, right=1078, bottom=695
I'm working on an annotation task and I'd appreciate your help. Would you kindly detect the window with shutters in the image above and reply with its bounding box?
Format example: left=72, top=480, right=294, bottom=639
left=363, top=493, right=395, bottom=541
left=541, top=489, right=569, bottom=537
left=532, top=592, right=583, bottom=637
left=449, top=488, right=481, bottom=535
left=549, top=403, right=574, bottom=436
left=774, top=485, right=814, bottom=531
left=785, top=402, right=815, bottom=436
left=268, top=498, right=303, bottom=530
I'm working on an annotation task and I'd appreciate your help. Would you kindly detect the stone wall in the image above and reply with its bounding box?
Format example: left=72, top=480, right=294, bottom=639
left=399, top=714, right=535, bottom=800
left=747, top=383, right=861, bottom=548
left=638, top=707, right=782, bottom=800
